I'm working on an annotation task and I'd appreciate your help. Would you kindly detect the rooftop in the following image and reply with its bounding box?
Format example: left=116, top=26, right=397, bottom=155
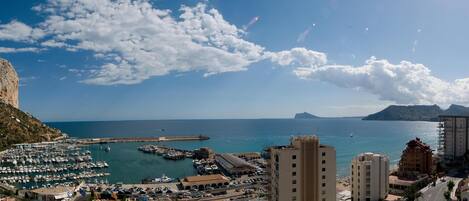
left=30, top=186, right=75, bottom=196
left=215, top=153, right=256, bottom=169
left=180, top=174, right=229, bottom=186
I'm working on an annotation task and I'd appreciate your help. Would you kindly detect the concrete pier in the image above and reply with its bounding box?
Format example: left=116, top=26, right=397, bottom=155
left=77, top=135, right=209, bottom=145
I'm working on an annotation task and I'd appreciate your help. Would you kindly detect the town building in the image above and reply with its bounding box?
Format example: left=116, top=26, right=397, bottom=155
left=215, top=153, right=257, bottom=175
left=180, top=174, right=230, bottom=190
left=270, top=135, right=336, bottom=201
left=388, top=173, right=430, bottom=196
left=26, top=186, right=75, bottom=201
left=398, top=138, right=433, bottom=176
left=193, top=147, right=214, bottom=159
left=438, top=115, right=469, bottom=161
left=351, top=152, right=389, bottom=201
left=235, top=152, right=261, bottom=160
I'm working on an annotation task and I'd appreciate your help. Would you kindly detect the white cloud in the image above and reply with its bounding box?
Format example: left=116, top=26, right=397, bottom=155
left=0, top=47, right=42, bottom=53
left=0, top=21, right=45, bottom=42
left=1, top=0, right=320, bottom=85
left=29, top=0, right=268, bottom=85
left=0, top=0, right=468, bottom=106
left=268, top=47, right=327, bottom=67
left=293, top=57, right=469, bottom=105
left=19, top=76, right=38, bottom=87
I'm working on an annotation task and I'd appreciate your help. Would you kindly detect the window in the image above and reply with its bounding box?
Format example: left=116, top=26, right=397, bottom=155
left=322, top=183, right=325, bottom=187
left=292, top=163, right=296, bottom=168
left=322, top=152, right=326, bottom=156
left=292, top=180, right=296, bottom=184
left=292, top=172, right=296, bottom=176
left=292, top=188, right=297, bottom=193
left=322, top=175, right=325, bottom=179
left=292, top=155, right=296, bottom=160
left=322, top=160, right=325, bottom=164
left=322, top=168, right=325, bottom=172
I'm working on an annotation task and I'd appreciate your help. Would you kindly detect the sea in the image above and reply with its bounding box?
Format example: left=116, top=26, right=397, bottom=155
left=47, top=118, right=438, bottom=184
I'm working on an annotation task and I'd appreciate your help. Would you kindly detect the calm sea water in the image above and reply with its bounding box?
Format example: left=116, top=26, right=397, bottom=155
left=47, top=118, right=438, bottom=183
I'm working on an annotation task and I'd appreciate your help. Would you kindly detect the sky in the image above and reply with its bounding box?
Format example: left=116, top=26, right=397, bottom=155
left=1, top=0, right=469, bottom=121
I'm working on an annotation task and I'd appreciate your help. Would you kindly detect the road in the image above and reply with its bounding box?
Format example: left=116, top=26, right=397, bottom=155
left=419, top=177, right=462, bottom=201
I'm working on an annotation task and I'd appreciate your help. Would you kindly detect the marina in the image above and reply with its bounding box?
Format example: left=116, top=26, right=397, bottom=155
left=0, top=141, right=111, bottom=189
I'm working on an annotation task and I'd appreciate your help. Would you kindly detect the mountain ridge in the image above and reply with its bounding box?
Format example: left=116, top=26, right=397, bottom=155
left=363, top=104, right=469, bottom=121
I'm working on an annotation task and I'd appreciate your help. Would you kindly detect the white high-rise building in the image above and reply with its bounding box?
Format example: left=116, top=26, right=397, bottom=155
left=270, top=135, right=336, bottom=201
left=438, top=115, right=469, bottom=161
left=351, top=152, right=389, bottom=201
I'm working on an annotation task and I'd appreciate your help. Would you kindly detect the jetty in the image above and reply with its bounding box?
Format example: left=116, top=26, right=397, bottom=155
left=77, top=135, right=209, bottom=145
left=137, top=145, right=194, bottom=160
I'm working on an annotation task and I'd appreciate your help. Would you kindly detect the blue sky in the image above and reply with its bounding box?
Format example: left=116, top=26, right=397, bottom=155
left=1, top=0, right=469, bottom=121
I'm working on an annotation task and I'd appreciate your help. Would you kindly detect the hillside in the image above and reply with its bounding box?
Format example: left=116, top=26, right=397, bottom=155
left=0, top=101, right=63, bottom=150
left=294, top=112, right=320, bottom=119
left=363, top=104, right=469, bottom=121
left=442, top=104, right=469, bottom=116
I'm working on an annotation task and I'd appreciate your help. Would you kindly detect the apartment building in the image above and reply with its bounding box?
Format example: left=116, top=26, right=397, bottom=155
left=270, top=135, right=336, bottom=201
left=398, top=138, right=433, bottom=175
left=351, top=152, right=389, bottom=201
left=438, top=115, right=469, bottom=161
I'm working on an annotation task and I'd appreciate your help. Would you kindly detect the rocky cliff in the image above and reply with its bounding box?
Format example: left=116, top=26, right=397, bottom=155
left=0, top=59, right=19, bottom=108
left=0, top=58, right=63, bottom=150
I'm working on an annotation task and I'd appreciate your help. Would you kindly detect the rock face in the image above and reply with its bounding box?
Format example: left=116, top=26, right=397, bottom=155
left=0, top=59, right=19, bottom=108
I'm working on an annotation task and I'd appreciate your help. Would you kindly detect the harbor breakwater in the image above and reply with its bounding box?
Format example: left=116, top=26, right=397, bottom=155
left=77, top=135, right=210, bottom=145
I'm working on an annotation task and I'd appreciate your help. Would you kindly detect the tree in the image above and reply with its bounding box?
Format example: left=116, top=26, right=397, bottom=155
left=448, top=180, right=455, bottom=192
left=403, top=185, right=422, bottom=201
left=444, top=191, right=451, bottom=201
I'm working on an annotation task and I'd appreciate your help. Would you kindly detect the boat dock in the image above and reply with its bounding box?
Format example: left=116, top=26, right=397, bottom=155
left=77, top=135, right=209, bottom=145
left=137, top=145, right=194, bottom=160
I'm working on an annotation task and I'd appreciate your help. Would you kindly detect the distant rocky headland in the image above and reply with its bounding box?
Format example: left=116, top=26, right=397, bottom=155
left=294, top=112, right=320, bottom=119
left=0, top=58, right=63, bottom=150
left=363, top=104, right=469, bottom=121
